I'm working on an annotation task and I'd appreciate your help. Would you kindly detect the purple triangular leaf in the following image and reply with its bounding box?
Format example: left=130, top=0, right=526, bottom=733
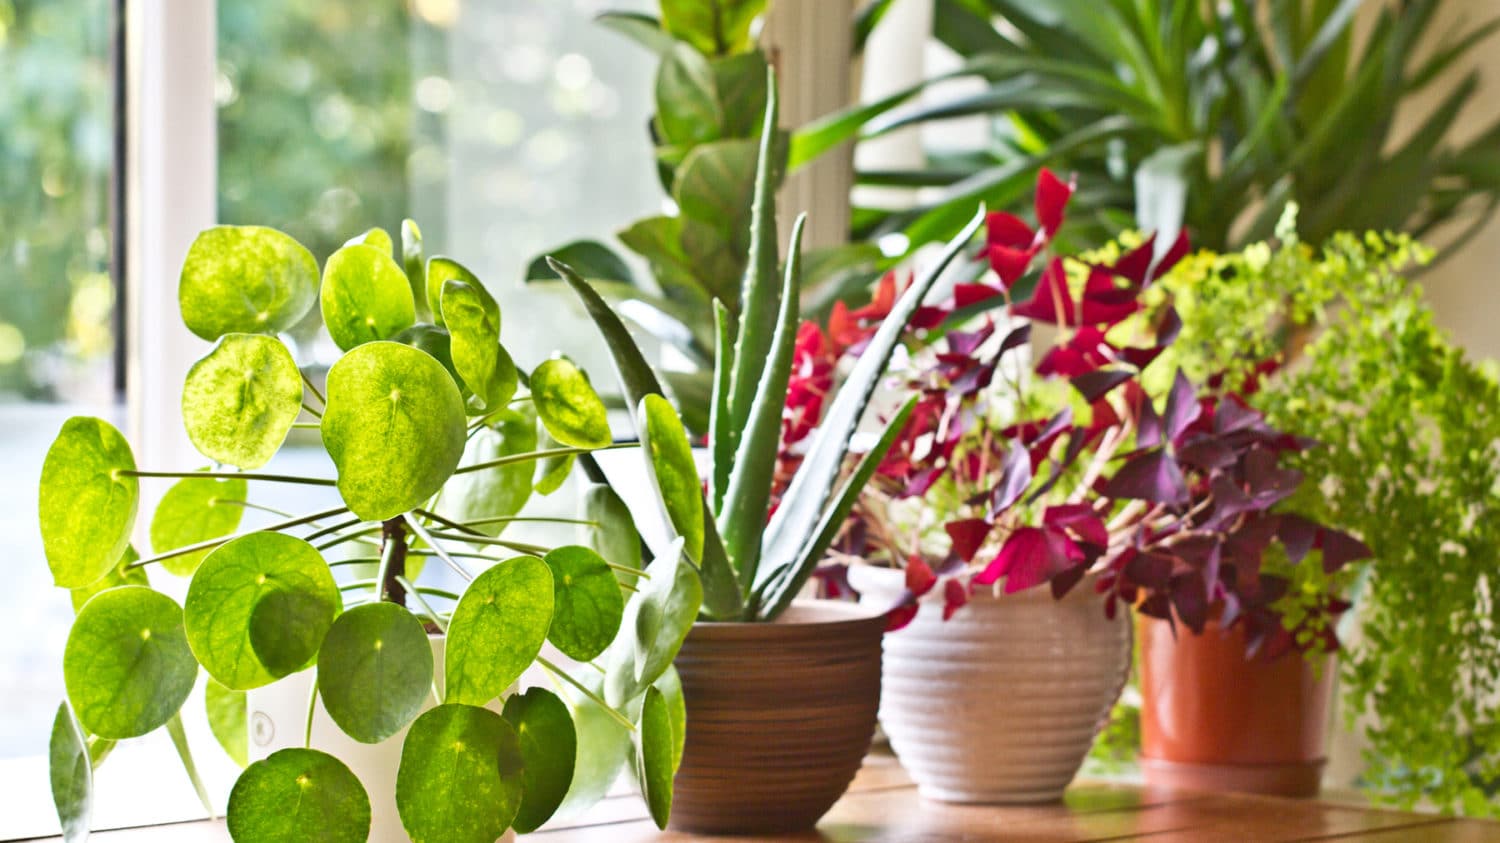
left=1071, top=368, right=1134, bottom=403
left=1162, top=369, right=1201, bottom=444
left=988, top=442, right=1033, bottom=517
left=1100, top=448, right=1188, bottom=505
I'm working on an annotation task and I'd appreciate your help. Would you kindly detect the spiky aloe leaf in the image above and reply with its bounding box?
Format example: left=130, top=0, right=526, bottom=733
left=756, top=207, right=986, bottom=613
left=548, top=257, right=666, bottom=427
left=708, top=300, right=733, bottom=515
left=719, top=214, right=805, bottom=592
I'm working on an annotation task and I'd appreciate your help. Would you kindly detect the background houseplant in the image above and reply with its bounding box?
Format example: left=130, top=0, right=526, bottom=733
left=42, top=223, right=698, bottom=841
left=546, top=74, right=987, bottom=832
left=1157, top=210, right=1500, bottom=815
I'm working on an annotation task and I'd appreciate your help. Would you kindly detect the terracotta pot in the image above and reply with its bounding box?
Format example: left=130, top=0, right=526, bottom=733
left=1138, top=617, right=1335, bottom=797
left=849, top=564, right=1132, bottom=804
left=669, top=599, right=886, bottom=835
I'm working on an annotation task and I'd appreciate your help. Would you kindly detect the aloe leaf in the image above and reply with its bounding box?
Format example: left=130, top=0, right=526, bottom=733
left=758, top=396, right=917, bottom=620
left=707, top=300, right=733, bottom=515
left=720, top=214, right=805, bottom=593
left=548, top=257, right=666, bottom=429
left=758, top=207, right=985, bottom=600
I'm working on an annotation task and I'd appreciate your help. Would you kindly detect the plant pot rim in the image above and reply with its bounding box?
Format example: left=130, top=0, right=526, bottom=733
left=691, top=599, right=884, bottom=636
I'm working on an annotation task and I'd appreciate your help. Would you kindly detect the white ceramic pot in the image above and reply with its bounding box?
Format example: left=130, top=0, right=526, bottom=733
left=246, top=636, right=514, bottom=843
left=849, top=563, right=1131, bottom=803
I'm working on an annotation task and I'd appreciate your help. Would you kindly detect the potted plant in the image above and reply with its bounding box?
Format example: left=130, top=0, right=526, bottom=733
left=542, top=72, right=985, bottom=834
left=1155, top=211, right=1500, bottom=813
left=40, top=222, right=699, bottom=841
left=797, top=173, right=1365, bottom=803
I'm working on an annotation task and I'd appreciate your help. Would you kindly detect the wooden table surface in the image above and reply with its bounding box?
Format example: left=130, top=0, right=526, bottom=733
left=29, top=752, right=1500, bottom=842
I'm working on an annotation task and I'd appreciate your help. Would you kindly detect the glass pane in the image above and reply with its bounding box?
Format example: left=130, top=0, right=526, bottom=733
left=0, top=0, right=119, bottom=760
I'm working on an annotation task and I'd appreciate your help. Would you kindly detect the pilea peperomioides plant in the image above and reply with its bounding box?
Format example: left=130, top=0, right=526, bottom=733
left=40, top=223, right=699, bottom=841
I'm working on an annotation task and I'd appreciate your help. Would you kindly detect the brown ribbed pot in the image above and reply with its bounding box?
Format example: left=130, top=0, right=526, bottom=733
left=1138, top=616, right=1335, bottom=797
left=668, top=599, right=886, bottom=835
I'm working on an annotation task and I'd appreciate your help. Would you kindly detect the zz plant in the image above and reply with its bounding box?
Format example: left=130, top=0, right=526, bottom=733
left=41, top=223, right=698, bottom=841
left=546, top=72, right=983, bottom=624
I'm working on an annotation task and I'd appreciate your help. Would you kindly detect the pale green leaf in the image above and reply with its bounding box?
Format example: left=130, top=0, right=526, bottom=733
left=604, top=540, right=701, bottom=708
left=49, top=703, right=92, bottom=843
left=206, top=678, right=247, bottom=768
left=70, top=546, right=147, bottom=613
left=178, top=226, right=318, bottom=341
left=150, top=474, right=247, bottom=577
left=440, top=278, right=516, bottom=410
left=320, top=243, right=417, bottom=351
left=227, top=748, right=369, bottom=843
left=40, top=417, right=138, bottom=588
left=181, top=333, right=303, bottom=470
left=437, top=406, right=537, bottom=536
left=425, top=257, right=479, bottom=329
left=638, top=395, right=703, bottom=563
left=64, top=586, right=197, bottom=739
left=632, top=685, right=676, bottom=829
left=396, top=704, right=523, bottom=843
left=581, top=483, right=642, bottom=590
left=444, top=556, right=553, bottom=706
left=532, top=357, right=612, bottom=450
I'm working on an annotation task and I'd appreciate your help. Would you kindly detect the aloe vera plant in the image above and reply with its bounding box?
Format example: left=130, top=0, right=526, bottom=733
left=548, top=71, right=985, bottom=622
left=40, top=223, right=697, bottom=840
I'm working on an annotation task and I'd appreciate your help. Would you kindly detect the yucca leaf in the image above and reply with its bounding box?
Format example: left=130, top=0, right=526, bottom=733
left=708, top=300, right=733, bottom=515
left=756, top=207, right=985, bottom=609
left=720, top=214, right=805, bottom=593
left=549, top=257, right=666, bottom=425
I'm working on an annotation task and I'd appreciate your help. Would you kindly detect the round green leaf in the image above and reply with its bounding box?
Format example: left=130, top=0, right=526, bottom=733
left=436, top=406, right=537, bottom=537
left=346, top=226, right=393, bottom=256
left=640, top=393, right=704, bottom=562
left=40, top=417, right=138, bottom=588
left=321, top=341, right=466, bottom=522
left=70, top=546, right=148, bottom=613
left=393, top=323, right=461, bottom=393
left=532, top=357, right=612, bottom=449
left=181, top=334, right=304, bottom=470
left=633, top=685, right=676, bottom=830
left=317, top=603, right=433, bottom=744
left=396, top=704, right=524, bottom=843
left=445, top=556, right=553, bottom=706
left=185, top=533, right=341, bottom=690
left=543, top=545, right=625, bottom=663
left=150, top=474, right=247, bottom=577
left=441, top=278, right=517, bottom=411
left=178, top=225, right=318, bottom=341
left=581, top=483, right=642, bottom=589
left=64, top=586, right=197, bottom=739
left=424, top=256, right=480, bottom=329
left=49, top=703, right=92, bottom=842
left=206, top=678, right=248, bottom=768
left=320, top=243, right=417, bottom=351
left=227, top=748, right=370, bottom=843
left=502, top=687, right=577, bottom=834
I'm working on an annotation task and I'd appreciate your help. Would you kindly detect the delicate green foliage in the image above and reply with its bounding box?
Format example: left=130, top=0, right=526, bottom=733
left=206, top=678, right=248, bottom=768
left=320, top=243, right=417, bottom=351
left=40, top=417, right=138, bottom=588
left=49, top=704, right=92, bottom=843
left=181, top=333, right=304, bottom=470
left=441, top=278, right=515, bottom=411
left=425, top=257, right=480, bottom=329
left=1162, top=220, right=1500, bottom=813
left=69, top=546, right=146, bottom=613
left=542, top=545, right=626, bottom=662
left=639, top=394, right=704, bottom=562
left=532, top=357, right=612, bottom=449
left=581, top=483, right=642, bottom=589
left=178, top=225, right=319, bottom=341
left=604, top=539, right=701, bottom=707
left=64, top=586, right=197, bottom=739
left=227, top=748, right=370, bottom=843
left=444, top=556, right=554, bottom=706
left=502, top=687, right=577, bottom=833
left=437, top=407, right=537, bottom=536
left=317, top=603, right=434, bottom=744
left=632, top=685, right=676, bottom=829
left=150, top=474, right=247, bottom=577
left=534, top=430, right=576, bottom=497
left=184, top=532, right=341, bottom=690
left=402, top=220, right=426, bottom=314
left=321, top=341, right=466, bottom=521
left=396, top=704, right=524, bottom=843
left=659, top=0, right=764, bottom=57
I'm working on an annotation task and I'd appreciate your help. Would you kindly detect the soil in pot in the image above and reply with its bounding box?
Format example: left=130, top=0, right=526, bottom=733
left=669, top=600, right=886, bottom=835
left=1138, top=617, right=1334, bottom=797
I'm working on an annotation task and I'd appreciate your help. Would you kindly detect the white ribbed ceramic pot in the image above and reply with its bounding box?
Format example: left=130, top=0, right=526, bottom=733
left=849, top=563, right=1131, bottom=803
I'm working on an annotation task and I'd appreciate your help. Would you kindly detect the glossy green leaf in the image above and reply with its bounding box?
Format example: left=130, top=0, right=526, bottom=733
left=639, top=394, right=703, bottom=563
left=392, top=323, right=461, bottom=391
left=150, top=474, right=247, bottom=577
left=185, top=532, right=340, bottom=690
left=206, top=678, right=248, bottom=768
left=318, top=602, right=433, bottom=744
left=581, top=483, right=642, bottom=590
left=445, top=555, right=553, bottom=706
left=181, top=333, right=304, bottom=470
left=554, top=672, right=632, bottom=821
left=633, top=685, right=676, bottom=829
left=655, top=44, right=721, bottom=147
left=437, top=406, right=537, bottom=536
left=346, top=226, right=393, bottom=256
left=401, top=220, right=426, bottom=314
left=396, top=704, right=523, bottom=843
left=532, top=357, right=612, bottom=449
left=660, top=0, right=763, bottom=57
left=49, top=704, right=92, bottom=843
left=710, top=51, right=769, bottom=137
left=227, top=748, right=370, bottom=843
left=69, top=546, right=147, bottom=613
left=322, top=341, right=467, bottom=522
left=654, top=666, right=686, bottom=770
left=502, top=687, right=576, bottom=834
left=40, top=417, right=138, bottom=588
left=178, top=225, right=318, bottom=341
left=604, top=539, right=702, bottom=708
left=424, top=256, right=480, bottom=329
left=524, top=240, right=635, bottom=285
left=542, top=545, right=625, bottom=662
left=674, top=138, right=759, bottom=260
left=64, top=586, right=197, bottom=739
left=320, top=243, right=417, bottom=351
left=596, top=10, right=677, bottom=55
left=548, top=258, right=667, bottom=422
left=441, top=278, right=516, bottom=410
left=534, top=429, right=576, bottom=497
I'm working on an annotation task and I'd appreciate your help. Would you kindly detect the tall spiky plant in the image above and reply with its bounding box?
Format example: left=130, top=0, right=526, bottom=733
left=547, top=69, right=985, bottom=622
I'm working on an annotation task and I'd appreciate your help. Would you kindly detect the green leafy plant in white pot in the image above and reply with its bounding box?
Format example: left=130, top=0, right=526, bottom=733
left=544, top=71, right=986, bottom=834
left=40, top=222, right=698, bottom=842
